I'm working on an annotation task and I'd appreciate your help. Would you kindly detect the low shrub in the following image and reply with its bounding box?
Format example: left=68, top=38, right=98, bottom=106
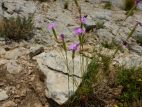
left=0, top=16, right=34, bottom=41
left=116, top=66, right=142, bottom=106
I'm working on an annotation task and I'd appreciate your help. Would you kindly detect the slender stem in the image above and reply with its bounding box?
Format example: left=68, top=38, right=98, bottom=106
left=112, top=22, right=138, bottom=58
left=65, top=51, right=70, bottom=97
left=78, top=7, right=82, bottom=28
left=112, top=46, right=120, bottom=58
left=52, top=28, right=57, bottom=40
left=126, top=22, right=138, bottom=41
left=115, top=5, right=136, bottom=37
left=112, top=4, right=138, bottom=58
left=73, top=0, right=82, bottom=28
left=72, top=58, right=75, bottom=92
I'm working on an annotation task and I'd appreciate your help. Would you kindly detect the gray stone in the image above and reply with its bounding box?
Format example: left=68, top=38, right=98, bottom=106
left=34, top=50, right=89, bottom=104
left=4, top=48, right=26, bottom=60
left=0, top=59, right=8, bottom=66
left=89, top=0, right=142, bottom=10
left=115, top=54, right=142, bottom=67
left=129, top=44, right=142, bottom=55
left=6, top=60, right=22, bottom=74
left=0, top=89, right=8, bottom=101
left=97, top=29, right=114, bottom=43
left=89, top=0, right=125, bottom=9
left=2, top=101, right=17, bottom=107
left=110, top=0, right=125, bottom=9
left=0, top=47, right=6, bottom=56
left=134, top=31, right=142, bottom=44
left=0, top=0, right=36, bottom=18
left=29, top=46, right=44, bottom=59
left=0, top=3, right=3, bottom=19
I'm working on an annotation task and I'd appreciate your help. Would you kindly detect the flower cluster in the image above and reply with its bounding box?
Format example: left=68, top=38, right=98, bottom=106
left=48, top=16, right=87, bottom=53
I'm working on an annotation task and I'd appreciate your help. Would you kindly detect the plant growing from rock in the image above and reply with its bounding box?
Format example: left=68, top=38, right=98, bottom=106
left=101, top=40, right=117, bottom=49
left=125, top=0, right=141, bottom=16
left=112, top=21, right=142, bottom=58
left=104, top=1, right=112, bottom=9
left=64, top=57, right=100, bottom=107
left=116, top=66, right=142, bottom=106
left=64, top=0, right=69, bottom=9
left=47, top=1, right=90, bottom=98
left=48, top=21, right=88, bottom=96
left=48, top=22, right=58, bottom=41
left=74, top=0, right=82, bottom=28
left=47, top=0, right=142, bottom=106
left=0, top=15, right=34, bottom=41
left=65, top=0, right=142, bottom=106
left=125, top=0, right=135, bottom=11
left=69, top=42, right=80, bottom=92
left=111, top=0, right=142, bottom=58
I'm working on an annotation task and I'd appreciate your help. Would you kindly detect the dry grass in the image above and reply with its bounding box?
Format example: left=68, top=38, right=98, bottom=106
left=0, top=16, right=34, bottom=41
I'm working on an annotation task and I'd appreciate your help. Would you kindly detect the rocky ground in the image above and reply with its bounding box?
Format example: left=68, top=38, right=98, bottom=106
left=0, top=0, right=142, bottom=107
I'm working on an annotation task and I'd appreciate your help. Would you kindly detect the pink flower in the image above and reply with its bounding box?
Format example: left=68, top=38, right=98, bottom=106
left=60, top=34, right=65, bottom=41
left=135, top=0, right=141, bottom=5
left=69, top=43, right=79, bottom=51
left=81, top=16, right=87, bottom=24
left=48, top=22, right=57, bottom=30
left=73, top=27, right=84, bottom=36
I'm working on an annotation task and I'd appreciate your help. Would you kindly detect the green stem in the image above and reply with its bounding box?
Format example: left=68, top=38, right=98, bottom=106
left=112, top=5, right=138, bottom=58
left=112, top=22, right=138, bottom=58
left=73, top=0, right=82, bottom=28
left=73, top=58, right=75, bottom=92
left=124, top=5, right=136, bottom=21
left=126, top=22, right=138, bottom=41
left=52, top=28, right=57, bottom=40
left=65, top=51, right=70, bottom=97
left=115, top=5, right=136, bottom=37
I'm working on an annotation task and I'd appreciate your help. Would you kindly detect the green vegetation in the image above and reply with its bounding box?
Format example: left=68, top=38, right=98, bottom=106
left=101, top=39, right=118, bottom=49
left=64, top=53, right=142, bottom=106
left=64, top=57, right=101, bottom=107
left=136, top=36, right=142, bottom=46
left=125, top=0, right=135, bottom=11
left=0, top=16, right=34, bottom=41
left=104, top=1, right=112, bottom=9
left=48, top=0, right=142, bottom=106
left=116, top=66, right=142, bottom=107
left=96, top=21, right=105, bottom=29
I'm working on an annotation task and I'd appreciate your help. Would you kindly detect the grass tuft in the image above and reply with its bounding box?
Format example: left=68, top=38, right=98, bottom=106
left=116, top=66, right=142, bottom=106
left=0, top=15, right=34, bottom=41
left=64, top=57, right=100, bottom=107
